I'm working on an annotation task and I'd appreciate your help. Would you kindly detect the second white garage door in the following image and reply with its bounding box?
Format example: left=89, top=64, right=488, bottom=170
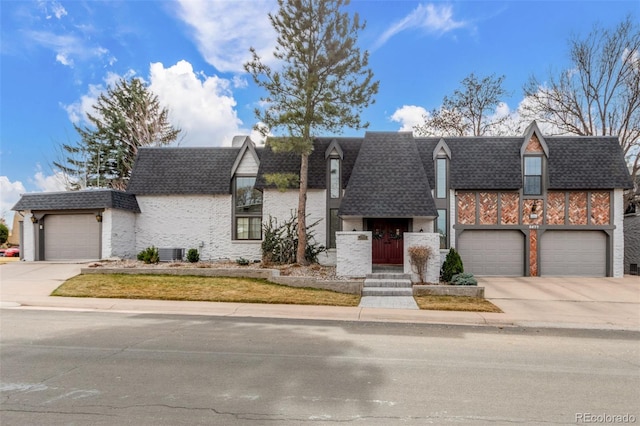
left=540, top=231, right=606, bottom=276
left=44, top=214, right=100, bottom=260
left=458, top=230, right=525, bottom=276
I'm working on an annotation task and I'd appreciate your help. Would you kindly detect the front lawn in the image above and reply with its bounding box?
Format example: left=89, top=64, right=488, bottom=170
left=52, top=274, right=360, bottom=307
left=415, top=295, right=502, bottom=313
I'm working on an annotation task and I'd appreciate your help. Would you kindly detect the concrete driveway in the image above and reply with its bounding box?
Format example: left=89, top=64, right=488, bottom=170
left=1, top=262, right=639, bottom=330
left=478, top=276, right=640, bottom=330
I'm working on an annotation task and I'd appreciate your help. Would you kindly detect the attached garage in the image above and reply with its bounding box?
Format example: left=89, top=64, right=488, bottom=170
left=458, top=230, right=525, bottom=276
left=540, top=231, right=606, bottom=276
left=44, top=214, right=101, bottom=260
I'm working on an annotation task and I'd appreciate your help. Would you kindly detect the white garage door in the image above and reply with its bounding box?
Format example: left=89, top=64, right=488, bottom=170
left=540, top=231, right=606, bottom=276
left=458, top=230, right=524, bottom=276
left=44, top=214, right=100, bottom=260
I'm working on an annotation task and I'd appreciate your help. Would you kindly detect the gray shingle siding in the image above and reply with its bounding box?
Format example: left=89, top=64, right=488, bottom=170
left=624, top=214, right=640, bottom=274
left=12, top=189, right=140, bottom=212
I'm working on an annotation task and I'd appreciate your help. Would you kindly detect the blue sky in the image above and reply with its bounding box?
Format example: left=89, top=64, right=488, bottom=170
left=1, top=0, right=638, bottom=222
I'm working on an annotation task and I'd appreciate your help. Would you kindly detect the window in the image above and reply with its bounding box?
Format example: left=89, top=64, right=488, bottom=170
left=234, top=176, right=262, bottom=240
left=436, top=209, right=447, bottom=249
left=330, top=158, right=340, bottom=199
left=329, top=209, right=340, bottom=248
left=524, top=156, right=542, bottom=195
left=436, top=158, right=447, bottom=198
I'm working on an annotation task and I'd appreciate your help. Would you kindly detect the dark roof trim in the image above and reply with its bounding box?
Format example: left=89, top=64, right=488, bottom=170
left=325, top=139, right=344, bottom=160
left=231, top=137, right=259, bottom=177
left=433, top=138, right=452, bottom=160
left=521, top=120, right=549, bottom=157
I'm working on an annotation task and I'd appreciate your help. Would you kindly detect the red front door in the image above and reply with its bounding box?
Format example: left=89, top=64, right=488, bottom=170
left=368, top=219, right=409, bottom=265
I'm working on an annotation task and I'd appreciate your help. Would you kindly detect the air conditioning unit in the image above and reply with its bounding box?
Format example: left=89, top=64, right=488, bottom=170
left=158, top=248, right=184, bottom=262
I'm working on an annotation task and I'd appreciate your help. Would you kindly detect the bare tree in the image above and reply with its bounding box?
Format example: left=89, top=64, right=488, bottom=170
left=523, top=16, right=640, bottom=208
left=414, top=73, right=511, bottom=137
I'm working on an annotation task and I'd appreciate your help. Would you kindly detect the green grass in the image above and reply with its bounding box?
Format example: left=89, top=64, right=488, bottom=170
left=414, top=295, right=502, bottom=312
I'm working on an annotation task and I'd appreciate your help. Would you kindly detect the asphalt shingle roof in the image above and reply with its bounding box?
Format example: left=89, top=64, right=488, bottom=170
left=339, top=132, right=437, bottom=217
left=127, top=147, right=247, bottom=195
left=546, top=136, right=633, bottom=189
left=12, top=189, right=140, bottom=212
left=256, top=137, right=363, bottom=190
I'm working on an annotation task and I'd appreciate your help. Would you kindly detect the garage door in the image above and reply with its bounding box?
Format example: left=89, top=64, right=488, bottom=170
left=540, top=231, right=606, bottom=276
left=44, top=214, right=100, bottom=260
left=458, top=230, right=524, bottom=276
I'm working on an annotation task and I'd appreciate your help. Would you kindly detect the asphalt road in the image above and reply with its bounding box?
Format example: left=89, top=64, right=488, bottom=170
left=1, top=309, right=639, bottom=425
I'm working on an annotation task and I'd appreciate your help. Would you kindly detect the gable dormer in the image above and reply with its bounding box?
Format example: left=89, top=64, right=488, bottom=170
left=433, top=138, right=451, bottom=200
left=521, top=121, right=548, bottom=196
left=231, top=136, right=259, bottom=176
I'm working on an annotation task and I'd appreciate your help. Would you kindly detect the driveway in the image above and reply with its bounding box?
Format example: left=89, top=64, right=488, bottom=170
left=479, top=276, right=640, bottom=330
left=0, top=262, right=84, bottom=308
left=1, top=262, right=638, bottom=330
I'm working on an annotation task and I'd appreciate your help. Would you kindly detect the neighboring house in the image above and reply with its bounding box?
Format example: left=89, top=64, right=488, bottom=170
left=624, top=213, right=640, bottom=275
left=13, top=122, right=633, bottom=277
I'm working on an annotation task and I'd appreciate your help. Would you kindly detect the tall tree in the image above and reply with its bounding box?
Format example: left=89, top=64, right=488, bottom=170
left=245, top=0, right=378, bottom=264
left=55, top=78, right=181, bottom=190
left=414, top=73, right=511, bottom=137
left=522, top=16, right=640, bottom=209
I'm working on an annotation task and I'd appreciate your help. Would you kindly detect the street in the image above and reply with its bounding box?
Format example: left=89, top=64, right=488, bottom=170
left=1, top=309, right=638, bottom=425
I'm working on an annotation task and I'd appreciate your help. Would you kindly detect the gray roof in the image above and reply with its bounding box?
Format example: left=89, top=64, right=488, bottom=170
left=546, top=136, right=632, bottom=189
left=12, top=189, right=140, bottom=212
left=339, top=132, right=437, bottom=217
left=256, top=137, right=362, bottom=190
left=127, top=147, right=247, bottom=195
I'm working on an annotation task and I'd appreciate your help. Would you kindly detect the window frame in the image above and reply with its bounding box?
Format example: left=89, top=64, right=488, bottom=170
left=436, top=209, right=448, bottom=249
left=523, top=155, right=543, bottom=196
left=326, top=155, right=342, bottom=248
left=436, top=157, right=447, bottom=199
left=233, top=175, right=263, bottom=240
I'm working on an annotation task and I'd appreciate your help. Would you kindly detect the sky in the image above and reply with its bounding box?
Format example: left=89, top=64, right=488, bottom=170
left=1, top=0, right=638, bottom=224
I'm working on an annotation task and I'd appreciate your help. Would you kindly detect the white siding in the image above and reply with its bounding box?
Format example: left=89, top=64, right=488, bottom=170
left=103, top=209, right=136, bottom=259
left=135, top=195, right=261, bottom=261
left=613, top=188, right=625, bottom=277
left=22, top=213, right=36, bottom=261
left=235, top=150, right=259, bottom=175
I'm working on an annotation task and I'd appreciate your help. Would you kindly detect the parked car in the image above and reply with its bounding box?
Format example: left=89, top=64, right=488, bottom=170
left=4, top=247, right=20, bottom=257
left=0, top=248, right=6, bottom=256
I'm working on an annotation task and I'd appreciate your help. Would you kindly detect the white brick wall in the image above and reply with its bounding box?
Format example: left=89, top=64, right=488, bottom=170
left=263, top=188, right=327, bottom=247
left=103, top=209, right=136, bottom=259
left=336, top=231, right=372, bottom=277
left=135, top=195, right=261, bottom=261
left=613, top=188, right=624, bottom=277
left=404, top=233, right=440, bottom=283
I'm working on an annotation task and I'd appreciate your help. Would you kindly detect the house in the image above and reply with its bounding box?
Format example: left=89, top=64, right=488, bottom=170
left=624, top=212, right=640, bottom=275
left=13, top=122, right=633, bottom=278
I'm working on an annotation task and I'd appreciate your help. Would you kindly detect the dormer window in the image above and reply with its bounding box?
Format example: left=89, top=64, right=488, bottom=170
left=330, top=158, right=341, bottom=199
left=523, top=156, right=542, bottom=195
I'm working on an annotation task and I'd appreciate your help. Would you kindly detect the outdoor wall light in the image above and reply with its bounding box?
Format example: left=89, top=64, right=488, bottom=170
left=30, top=216, right=38, bottom=224
left=96, top=213, right=103, bottom=222
left=529, top=201, right=539, bottom=219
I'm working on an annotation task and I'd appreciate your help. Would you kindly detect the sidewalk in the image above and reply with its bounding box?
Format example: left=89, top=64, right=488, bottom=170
left=1, top=262, right=639, bottom=331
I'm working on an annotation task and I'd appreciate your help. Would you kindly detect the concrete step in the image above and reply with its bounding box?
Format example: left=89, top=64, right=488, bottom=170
left=363, top=278, right=412, bottom=288
left=362, top=287, right=414, bottom=297
left=366, top=273, right=411, bottom=280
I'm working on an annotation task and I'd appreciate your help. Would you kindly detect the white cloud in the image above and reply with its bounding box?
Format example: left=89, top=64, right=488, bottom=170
left=149, top=60, right=243, bottom=146
left=39, top=0, right=68, bottom=20
left=0, top=176, right=26, bottom=221
left=25, top=30, right=111, bottom=68
left=175, top=0, right=277, bottom=73
left=374, top=3, right=467, bottom=50
left=390, top=105, right=429, bottom=132
left=31, top=165, right=67, bottom=192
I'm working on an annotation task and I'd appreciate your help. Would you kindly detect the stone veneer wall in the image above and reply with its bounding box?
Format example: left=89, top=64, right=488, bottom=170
left=336, top=231, right=372, bottom=278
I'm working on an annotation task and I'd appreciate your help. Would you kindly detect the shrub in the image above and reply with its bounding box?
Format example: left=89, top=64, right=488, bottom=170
left=186, top=248, right=200, bottom=263
left=236, top=257, right=250, bottom=266
left=137, top=246, right=159, bottom=264
left=0, top=223, right=8, bottom=245
left=408, top=245, right=433, bottom=283
left=451, top=272, right=477, bottom=286
left=441, top=248, right=464, bottom=282
left=261, top=213, right=326, bottom=265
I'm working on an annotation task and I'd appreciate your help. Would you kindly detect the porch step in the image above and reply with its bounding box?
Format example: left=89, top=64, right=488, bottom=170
left=361, top=273, right=413, bottom=297
left=361, top=287, right=413, bottom=297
